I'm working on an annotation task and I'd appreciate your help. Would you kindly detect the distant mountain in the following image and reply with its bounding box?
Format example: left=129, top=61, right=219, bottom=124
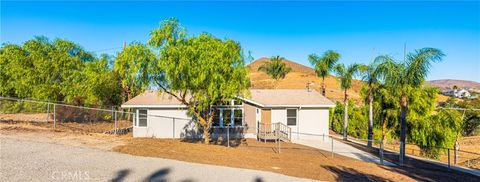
left=427, top=79, right=480, bottom=91
left=247, top=57, right=363, bottom=103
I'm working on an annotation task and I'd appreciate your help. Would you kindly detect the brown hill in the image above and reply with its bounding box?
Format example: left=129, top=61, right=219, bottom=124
left=427, top=79, right=480, bottom=91
left=247, top=57, right=364, bottom=104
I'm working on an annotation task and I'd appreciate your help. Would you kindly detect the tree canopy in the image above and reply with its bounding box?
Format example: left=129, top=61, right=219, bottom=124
left=258, top=56, right=292, bottom=81
left=114, top=42, right=157, bottom=103
left=308, top=50, right=340, bottom=96
left=147, top=18, right=250, bottom=143
left=0, top=36, right=120, bottom=107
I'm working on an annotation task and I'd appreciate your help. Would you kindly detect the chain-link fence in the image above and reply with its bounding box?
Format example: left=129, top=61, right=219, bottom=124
left=340, top=135, right=480, bottom=170
left=0, top=97, right=133, bottom=135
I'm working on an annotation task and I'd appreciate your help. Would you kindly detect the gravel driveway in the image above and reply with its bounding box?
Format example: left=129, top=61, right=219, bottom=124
left=0, top=136, right=314, bottom=182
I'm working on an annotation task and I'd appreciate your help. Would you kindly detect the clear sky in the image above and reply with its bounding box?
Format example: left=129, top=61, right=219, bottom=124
left=2, top=1, right=479, bottom=82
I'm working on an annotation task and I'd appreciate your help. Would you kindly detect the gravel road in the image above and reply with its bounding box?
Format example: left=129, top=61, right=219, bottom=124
left=0, top=136, right=314, bottom=182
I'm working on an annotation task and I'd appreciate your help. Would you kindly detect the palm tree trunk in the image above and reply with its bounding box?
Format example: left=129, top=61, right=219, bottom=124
left=399, top=95, right=408, bottom=164
left=367, top=93, right=373, bottom=147
left=321, top=77, right=326, bottom=96
left=343, top=89, right=348, bottom=140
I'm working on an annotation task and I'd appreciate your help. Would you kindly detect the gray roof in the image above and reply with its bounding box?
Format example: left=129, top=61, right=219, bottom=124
left=245, top=89, right=334, bottom=107
left=122, top=89, right=334, bottom=108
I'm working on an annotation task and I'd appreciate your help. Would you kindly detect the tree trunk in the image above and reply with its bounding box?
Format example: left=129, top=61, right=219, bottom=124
left=399, top=95, right=408, bottom=164
left=193, top=110, right=214, bottom=144
left=367, top=93, right=373, bottom=147
left=203, top=123, right=211, bottom=144
left=321, top=77, right=326, bottom=96
left=343, top=89, right=348, bottom=140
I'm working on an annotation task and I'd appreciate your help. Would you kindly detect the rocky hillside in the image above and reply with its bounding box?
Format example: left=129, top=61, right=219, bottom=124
left=247, top=57, right=364, bottom=103
left=427, top=79, right=480, bottom=91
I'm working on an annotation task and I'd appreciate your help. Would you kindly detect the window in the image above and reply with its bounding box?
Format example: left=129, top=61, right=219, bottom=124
left=233, top=109, right=243, bottom=126
left=287, top=109, right=297, bottom=126
left=212, top=110, right=220, bottom=126
left=138, top=109, right=147, bottom=127
left=223, top=109, right=232, bottom=126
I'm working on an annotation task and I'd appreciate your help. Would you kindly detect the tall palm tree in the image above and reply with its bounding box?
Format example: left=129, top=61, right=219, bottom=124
left=377, top=48, right=444, bottom=163
left=308, top=50, right=340, bottom=96
left=334, top=63, right=364, bottom=140
left=258, top=56, right=292, bottom=87
left=361, top=60, right=382, bottom=147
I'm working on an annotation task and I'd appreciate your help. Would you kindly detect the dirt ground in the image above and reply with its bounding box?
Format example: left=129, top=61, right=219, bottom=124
left=2, top=123, right=478, bottom=181
left=0, top=123, right=128, bottom=150
left=0, top=116, right=131, bottom=134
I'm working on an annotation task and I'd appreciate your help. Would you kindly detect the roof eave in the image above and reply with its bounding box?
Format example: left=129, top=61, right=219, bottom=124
left=121, top=104, right=188, bottom=108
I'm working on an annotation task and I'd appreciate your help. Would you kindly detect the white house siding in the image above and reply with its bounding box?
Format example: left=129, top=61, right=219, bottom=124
left=271, top=108, right=287, bottom=124
left=133, top=108, right=198, bottom=139
left=270, top=107, right=329, bottom=140
left=297, top=108, right=329, bottom=140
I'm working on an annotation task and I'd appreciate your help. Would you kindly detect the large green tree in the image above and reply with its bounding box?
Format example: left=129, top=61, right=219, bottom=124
left=0, top=36, right=122, bottom=107
left=258, top=56, right=292, bottom=87
left=334, top=63, right=364, bottom=140
left=377, top=48, right=444, bottom=162
left=114, top=42, right=156, bottom=104
left=308, top=50, right=340, bottom=96
left=148, top=18, right=250, bottom=144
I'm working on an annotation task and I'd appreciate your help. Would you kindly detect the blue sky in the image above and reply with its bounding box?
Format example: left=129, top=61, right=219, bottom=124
left=2, top=1, right=479, bottom=82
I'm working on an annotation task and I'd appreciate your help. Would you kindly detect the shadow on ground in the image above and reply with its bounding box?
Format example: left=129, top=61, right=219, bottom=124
left=110, top=168, right=264, bottom=182
left=339, top=139, right=480, bottom=182
left=322, top=165, right=390, bottom=181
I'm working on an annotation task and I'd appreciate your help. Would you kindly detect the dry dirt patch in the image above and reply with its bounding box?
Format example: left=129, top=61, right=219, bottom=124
left=0, top=123, right=128, bottom=151
left=114, top=138, right=415, bottom=181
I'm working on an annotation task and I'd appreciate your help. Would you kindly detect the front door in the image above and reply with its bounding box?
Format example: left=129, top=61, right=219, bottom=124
left=261, top=109, right=271, bottom=132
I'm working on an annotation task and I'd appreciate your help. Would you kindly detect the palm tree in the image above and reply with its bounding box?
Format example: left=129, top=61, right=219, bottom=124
left=361, top=60, right=382, bottom=147
left=258, top=56, right=292, bottom=87
left=334, top=63, right=364, bottom=140
left=377, top=48, right=444, bottom=163
left=308, top=50, right=340, bottom=96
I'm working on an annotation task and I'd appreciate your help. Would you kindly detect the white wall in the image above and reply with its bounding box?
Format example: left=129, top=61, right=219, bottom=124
left=270, top=107, right=330, bottom=140
left=132, top=107, right=331, bottom=140
left=297, top=108, right=329, bottom=140
left=133, top=108, right=199, bottom=139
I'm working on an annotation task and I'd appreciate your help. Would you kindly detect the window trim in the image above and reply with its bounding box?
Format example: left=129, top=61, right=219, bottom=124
left=286, top=108, right=297, bottom=126
left=211, top=108, right=244, bottom=128
left=136, top=109, right=148, bottom=128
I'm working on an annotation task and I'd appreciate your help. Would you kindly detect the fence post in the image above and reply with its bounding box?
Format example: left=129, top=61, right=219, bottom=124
left=380, top=139, right=384, bottom=165
left=257, top=122, right=259, bottom=141
left=53, top=104, right=56, bottom=129
left=114, top=110, right=117, bottom=135
left=264, top=123, right=266, bottom=143
left=454, top=142, right=458, bottom=165
left=227, top=125, right=230, bottom=148
left=447, top=148, right=451, bottom=169
left=46, top=103, right=50, bottom=122
left=399, top=141, right=404, bottom=166
left=277, top=130, right=281, bottom=154
left=331, top=137, right=334, bottom=157
left=173, top=118, right=175, bottom=138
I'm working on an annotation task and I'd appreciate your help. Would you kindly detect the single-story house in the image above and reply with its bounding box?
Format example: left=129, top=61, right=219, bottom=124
left=121, top=89, right=335, bottom=140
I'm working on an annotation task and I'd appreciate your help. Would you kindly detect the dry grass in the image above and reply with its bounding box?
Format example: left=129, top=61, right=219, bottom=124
left=248, top=57, right=451, bottom=104
left=248, top=57, right=363, bottom=104
left=114, top=138, right=416, bottom=181
left=0, top=119, right=131, bottom=134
